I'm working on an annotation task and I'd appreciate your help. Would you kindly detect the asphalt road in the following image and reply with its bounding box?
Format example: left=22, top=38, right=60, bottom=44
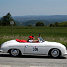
left=0, top=53, right=67, bottom=67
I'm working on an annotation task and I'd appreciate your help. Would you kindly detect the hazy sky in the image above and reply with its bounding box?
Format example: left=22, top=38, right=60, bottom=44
left=0, top=0, right=67, bottom=16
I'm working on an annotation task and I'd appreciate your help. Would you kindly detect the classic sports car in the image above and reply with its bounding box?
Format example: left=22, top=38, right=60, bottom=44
left=0, top=37, right=67, bottom=58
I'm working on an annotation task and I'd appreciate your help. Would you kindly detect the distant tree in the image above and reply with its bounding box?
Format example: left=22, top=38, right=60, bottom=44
left=0, top=20, right=1, bottom=25
left=49, top=24, right=53, bottom=27
left=58, top=21, right=67, bottom=27
left=28, top=25, right=32, bottom=27
left=54, top=22, right=59, bottom=27
left=0, top=13, right=16, bottom=26
left=36, top=22, right=44, bottom=26
left=49, top=24, right=55, bottom=27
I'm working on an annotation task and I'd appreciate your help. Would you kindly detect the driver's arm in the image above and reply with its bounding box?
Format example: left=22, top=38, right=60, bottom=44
left=33, top=38, right=39, bottom=42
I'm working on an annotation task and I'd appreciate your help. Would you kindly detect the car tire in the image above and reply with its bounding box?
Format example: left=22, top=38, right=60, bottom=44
left=49, top=48, right=61, bottom=58
left=10, top=49, right=21, bottom=57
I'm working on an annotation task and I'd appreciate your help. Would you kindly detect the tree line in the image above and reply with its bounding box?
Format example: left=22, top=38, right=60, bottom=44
left=49, top=22, right=67, bottom=27
left=0, top=13, right=67, bottom=27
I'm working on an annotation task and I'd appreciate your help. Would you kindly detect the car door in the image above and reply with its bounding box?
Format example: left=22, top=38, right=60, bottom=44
left=24, top=43, right=35, bottom=54
left=32, top=43, right=47, bottom=55
left=24, top=43, right=47, bottom=55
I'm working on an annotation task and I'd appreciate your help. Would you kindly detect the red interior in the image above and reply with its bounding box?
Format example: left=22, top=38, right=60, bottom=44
left=16, top=39, right=27, bottom=43
left=16, top=39, right=39, bottom=43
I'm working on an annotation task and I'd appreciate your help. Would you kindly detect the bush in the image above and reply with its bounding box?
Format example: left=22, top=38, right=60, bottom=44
left=36, top=22, right=44, bottom=26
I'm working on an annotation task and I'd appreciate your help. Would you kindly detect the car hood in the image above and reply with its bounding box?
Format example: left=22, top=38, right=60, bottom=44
left=44, top=41, right=66, bottom=50
left=43, top=41, right=64, bottom=46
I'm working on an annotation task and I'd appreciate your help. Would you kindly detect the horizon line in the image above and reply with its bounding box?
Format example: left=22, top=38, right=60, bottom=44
left=1, top=14, right=67, bottom=17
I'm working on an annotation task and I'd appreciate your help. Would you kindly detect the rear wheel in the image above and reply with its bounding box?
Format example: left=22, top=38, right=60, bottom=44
left=10, top=49, right=21, bottom=57
left=49, top=48, right=61, bottom=58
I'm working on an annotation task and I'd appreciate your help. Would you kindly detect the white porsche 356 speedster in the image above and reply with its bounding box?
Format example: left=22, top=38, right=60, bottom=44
left=0, top=37, right=67, bottom=58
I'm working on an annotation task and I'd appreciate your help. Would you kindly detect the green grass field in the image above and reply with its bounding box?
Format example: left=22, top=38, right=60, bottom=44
left=0, top=26, right=67, bottom=47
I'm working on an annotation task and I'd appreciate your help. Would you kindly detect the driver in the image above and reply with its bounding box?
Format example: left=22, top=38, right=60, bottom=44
left=27, top=36, right=39, bottom=43
left=27, top=36, right=34, bottom=43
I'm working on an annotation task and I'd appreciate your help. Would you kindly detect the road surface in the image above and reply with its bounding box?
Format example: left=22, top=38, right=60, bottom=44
left=0, top=53, right=67, bottom=67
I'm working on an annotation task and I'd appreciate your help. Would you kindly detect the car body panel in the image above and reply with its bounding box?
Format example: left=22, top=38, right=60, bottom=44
left=1, top=38, right=67, bottom=57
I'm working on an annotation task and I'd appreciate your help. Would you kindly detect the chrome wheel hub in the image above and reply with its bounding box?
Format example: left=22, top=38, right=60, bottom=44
left=11, top=49, right=19, bottom=56
left=51, top=49, right=59, bottom=57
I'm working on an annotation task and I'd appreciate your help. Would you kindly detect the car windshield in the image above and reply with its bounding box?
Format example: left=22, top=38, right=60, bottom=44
left=38, top=37, right=45, bottom=42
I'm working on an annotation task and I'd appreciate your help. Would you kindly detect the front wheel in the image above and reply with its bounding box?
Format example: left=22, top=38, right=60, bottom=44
left=49, top=48, right=61, bottom=58
left=10, top=49, right=20, bottom=57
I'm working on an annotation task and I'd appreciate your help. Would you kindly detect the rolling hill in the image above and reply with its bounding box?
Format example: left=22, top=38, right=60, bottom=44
left=1, top=15, right=67, bottom=26
left=13, top=15, right=67, bottom=26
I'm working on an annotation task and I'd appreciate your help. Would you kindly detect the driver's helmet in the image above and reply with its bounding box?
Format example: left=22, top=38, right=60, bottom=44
left=29, top=36, right=34, bottom=39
